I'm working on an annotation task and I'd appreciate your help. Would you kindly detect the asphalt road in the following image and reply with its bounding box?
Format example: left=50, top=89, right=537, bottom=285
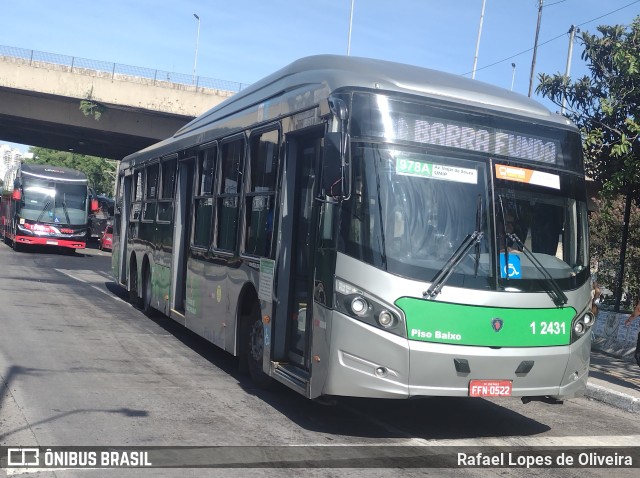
left=0, top=241, right=639, bottom=477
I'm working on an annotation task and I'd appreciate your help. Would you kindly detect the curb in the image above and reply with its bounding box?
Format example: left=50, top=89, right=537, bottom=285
left=585, top=382, right=640, bottom=414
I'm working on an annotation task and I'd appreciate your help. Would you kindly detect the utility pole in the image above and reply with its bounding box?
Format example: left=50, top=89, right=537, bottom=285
left=561, top=25, right=579, bottom=115
left=528, top=0, right=544, bottom=97
left=472, top=0, right=487, bottom=79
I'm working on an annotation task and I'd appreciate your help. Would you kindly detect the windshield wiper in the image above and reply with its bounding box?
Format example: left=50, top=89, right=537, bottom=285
left=507, top=233, right=568, bottom=306
left=474, top=194, right=483, bottom=277
left=497, top=195, right=509, bottom=281
left=424, top=230, right=483, bottom=298
left=61, top=194, right=71, bottom=225
left=36, top=197, right=53, bottom=223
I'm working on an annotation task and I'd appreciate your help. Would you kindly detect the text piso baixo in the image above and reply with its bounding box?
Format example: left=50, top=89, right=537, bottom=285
left=411, top=329, right=462, bottom=341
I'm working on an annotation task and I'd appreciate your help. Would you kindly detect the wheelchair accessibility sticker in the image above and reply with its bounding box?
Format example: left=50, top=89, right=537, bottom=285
left=500, top=253, right=522, bottom=279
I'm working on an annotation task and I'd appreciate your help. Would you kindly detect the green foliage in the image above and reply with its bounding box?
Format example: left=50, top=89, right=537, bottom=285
left=536, top=16, right=640, bottom=197
left=79, top=99, right=106, bottom=121
left=537, top=16, right=640, bottom=309
left=79, top=87, right=106, bottom=121
left=590, top=196, right=640, bottom=307
left=25, top=147, right=116, bottom=196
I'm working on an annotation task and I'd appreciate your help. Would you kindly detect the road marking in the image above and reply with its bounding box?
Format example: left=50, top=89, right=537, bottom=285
left=54, top=268, right=127, bottom=304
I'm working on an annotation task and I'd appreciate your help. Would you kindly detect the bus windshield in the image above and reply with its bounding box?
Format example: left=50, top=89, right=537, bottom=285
left=21, top=178, right=87, bottom=225
left=494, top=172, right=589, bottom=291
left=340, top=93, right=589, bottom=292
left=340, top=144, right=493, bottom=290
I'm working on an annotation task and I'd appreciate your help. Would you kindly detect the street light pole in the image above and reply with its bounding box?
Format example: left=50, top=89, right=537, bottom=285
left=472, top=0, right=487, bottom=79
left=193, top=13, right=200, bottom=85
left=511, top=63, right=516, bottom=91
left=347, top=0, right=355, bottom=56
left=528, top=0, right=544, bottom=97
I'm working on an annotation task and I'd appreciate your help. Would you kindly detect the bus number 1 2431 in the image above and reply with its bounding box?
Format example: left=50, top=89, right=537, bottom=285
left=530, top=321, right=566, bottom=335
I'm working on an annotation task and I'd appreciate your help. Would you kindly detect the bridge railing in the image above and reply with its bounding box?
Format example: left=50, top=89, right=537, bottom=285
left=0, top=44, right=248, bottom=93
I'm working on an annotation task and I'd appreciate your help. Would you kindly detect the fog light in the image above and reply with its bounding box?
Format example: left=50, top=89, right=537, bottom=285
left=350, top=297, right=368, bottom=316
left=378, top=310, right=394, bottom=328
left=375, top=367, right=387, bottom=377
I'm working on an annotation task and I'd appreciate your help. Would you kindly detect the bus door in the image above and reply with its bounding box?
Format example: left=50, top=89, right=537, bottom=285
left=118, top=173, right=132, bottom=286
left=278, top=130, right=322, bottom=369
left=172, top=158, right=195, bottom=314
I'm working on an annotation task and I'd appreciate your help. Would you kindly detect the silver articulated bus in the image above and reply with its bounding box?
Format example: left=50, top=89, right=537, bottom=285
left=112, top=55, right=592, bottom=403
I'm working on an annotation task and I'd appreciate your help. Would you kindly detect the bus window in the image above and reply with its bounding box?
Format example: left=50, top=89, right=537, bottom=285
left=193, top=146, right=216, bottom=248
left=216, top=138, right=245, bottom=252
left=142, top=163, right=158, bottom=222
left=158, top=158, right=177, bottom=222
left=130, top=169, right=143, bottom=221
left=245, top=129, right=279, bottom=257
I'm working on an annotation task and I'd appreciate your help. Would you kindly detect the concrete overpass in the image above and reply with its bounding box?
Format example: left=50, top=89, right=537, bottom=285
left=0, top=46, right=243, bottom=159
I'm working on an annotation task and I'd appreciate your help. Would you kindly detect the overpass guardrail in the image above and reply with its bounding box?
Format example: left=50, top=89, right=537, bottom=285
left=0, top=44, right=248, bottom=93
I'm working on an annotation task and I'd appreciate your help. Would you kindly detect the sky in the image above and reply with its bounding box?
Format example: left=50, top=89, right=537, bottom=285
left=1, top=0, right=639, bottom=152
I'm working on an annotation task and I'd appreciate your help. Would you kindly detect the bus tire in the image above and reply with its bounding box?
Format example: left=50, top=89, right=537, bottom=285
left=128, top=268, right=141, bottom=306
left=142, top=267, right=155, bottom=316
left=248, top=318, right=273, bottom=390
left=12, top=238, right=22, bottom=252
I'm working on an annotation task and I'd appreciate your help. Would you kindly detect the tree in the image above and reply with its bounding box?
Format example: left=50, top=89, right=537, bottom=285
left=537, top=16, right=640, bottom=196
left=590, top=196, right=640, bottom=310
left=537, top=16, right=640, bottom=310
left=25, top=147, right=117, bottom=196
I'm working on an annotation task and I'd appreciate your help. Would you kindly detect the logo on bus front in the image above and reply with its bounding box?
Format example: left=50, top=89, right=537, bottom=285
left=491, top=318, right=504, bottom=332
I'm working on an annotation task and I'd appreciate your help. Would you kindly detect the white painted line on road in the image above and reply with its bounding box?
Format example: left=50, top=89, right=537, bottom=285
left=54, top=268, right=128, bottom=305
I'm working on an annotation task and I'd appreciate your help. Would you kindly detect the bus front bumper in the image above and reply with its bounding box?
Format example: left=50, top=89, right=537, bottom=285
left=15, top=235, right=86, bottom=249
left=322, top=313, right=590, bottom=400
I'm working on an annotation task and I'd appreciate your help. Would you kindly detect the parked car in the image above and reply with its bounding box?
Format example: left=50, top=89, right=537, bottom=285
left=99, top=225, right=113, bottom=251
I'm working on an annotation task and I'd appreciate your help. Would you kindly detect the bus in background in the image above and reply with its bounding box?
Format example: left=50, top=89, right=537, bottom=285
left=0, top=162, right=96, bottom=252
left=112, top=55, right=592, bottom=404
left=88, top=194, right=115, bottom=241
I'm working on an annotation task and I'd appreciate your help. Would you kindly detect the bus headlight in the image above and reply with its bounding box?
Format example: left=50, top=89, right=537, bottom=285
left=583, top=312, right=595, bottom=327
left=570, top=309, right=596, bottom=343
left=377, top=310, right=394, bottom=328
left=335, top=278, right=405, bottom=338
left=350, top=297, right=369, bottom=316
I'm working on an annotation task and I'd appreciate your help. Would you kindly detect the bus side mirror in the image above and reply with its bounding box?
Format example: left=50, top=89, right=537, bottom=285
left=91, top=199, right=99, bottom=212
left=322, top=132, right=351, bottom=200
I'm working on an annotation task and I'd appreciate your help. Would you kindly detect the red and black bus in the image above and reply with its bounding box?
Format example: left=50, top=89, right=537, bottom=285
left=0, top=163, right=97, bottom=252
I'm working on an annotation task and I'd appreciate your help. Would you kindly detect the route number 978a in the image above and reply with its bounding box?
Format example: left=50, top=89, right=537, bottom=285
left=529, top=321, right=566, bottom=335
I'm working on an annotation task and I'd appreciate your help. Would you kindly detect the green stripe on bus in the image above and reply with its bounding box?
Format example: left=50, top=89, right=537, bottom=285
left=395, top=297, right=576, bottom=347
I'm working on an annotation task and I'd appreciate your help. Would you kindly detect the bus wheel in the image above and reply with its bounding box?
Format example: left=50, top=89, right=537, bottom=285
left=142, top=268, right=154, bottom=316
left=248, top=318, right=273, bottom=389
left=12, top=239, right=22, bottom=252
left=128, top=269, right=140, bottom=306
